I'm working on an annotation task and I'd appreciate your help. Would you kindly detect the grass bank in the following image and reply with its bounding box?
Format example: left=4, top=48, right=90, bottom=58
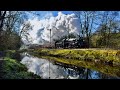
left=32, top=49, right=120, bottom=66
left=0, top=57, right=41, bottom=79
left=0, top=50, right=41, bottom=79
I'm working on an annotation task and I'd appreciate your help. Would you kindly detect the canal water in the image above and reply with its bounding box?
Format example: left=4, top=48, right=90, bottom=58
left=20, top=52, right=120, bottom=79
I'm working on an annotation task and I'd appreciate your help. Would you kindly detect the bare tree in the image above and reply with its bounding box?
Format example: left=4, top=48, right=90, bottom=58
left=0, top=11, right=7, bottom=31
left=74, top=11, right=96, bottom=47
left=97, top=11, right=119, bottom=48
left=0, top=11, right=28, bottom=50
left=20, top=21, right=33, bottom=44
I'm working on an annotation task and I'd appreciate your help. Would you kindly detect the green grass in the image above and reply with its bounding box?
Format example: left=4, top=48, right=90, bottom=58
left=32, top=49, right=120, bottom=65
left=0, top=57, right=41, bottom=79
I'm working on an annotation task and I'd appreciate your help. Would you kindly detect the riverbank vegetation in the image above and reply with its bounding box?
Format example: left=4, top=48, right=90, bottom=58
left=1, top=57, right=40, bottom=79
left=32, top=49, right=120, bottom=66
left=33, top=55, right=120, bottom=78
left=0, top=57, right=40, bottom=79
left=0, top=50, right=41, bottom=79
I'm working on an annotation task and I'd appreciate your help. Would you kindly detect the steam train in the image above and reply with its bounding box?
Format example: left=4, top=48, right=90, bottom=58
left=55, top=37, right=88, bottom=49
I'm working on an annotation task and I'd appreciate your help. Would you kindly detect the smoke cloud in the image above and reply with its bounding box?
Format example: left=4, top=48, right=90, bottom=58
left=21, top=12, right=81, bottom=45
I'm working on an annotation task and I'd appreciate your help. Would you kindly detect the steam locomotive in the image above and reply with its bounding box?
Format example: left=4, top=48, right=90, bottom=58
left=55, top=37, right=88, bottom=49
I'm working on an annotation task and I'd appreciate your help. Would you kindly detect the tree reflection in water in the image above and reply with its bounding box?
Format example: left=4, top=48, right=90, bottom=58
left=20, top=52, right=119, bottom=79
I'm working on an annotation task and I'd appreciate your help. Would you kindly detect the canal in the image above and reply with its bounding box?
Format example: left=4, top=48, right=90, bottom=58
left=20, top=52, right=120, bottom=79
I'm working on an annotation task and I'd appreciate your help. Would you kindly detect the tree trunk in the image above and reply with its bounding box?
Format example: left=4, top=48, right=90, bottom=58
left=0, top=11, right=6, bottom=30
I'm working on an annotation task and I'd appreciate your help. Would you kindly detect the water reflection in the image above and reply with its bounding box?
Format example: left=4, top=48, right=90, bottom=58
left=20, top=53, right=119, bottom=79
left=21, top=53, right=66, bottom=79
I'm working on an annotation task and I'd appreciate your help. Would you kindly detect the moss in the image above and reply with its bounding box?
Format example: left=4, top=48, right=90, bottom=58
left=1, top=57, right=41, bottom=79
left=84, top=54, right=95, bottom=61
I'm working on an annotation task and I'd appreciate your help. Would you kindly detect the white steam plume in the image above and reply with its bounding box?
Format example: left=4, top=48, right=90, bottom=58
left=21, top=12, right=81, bottom=45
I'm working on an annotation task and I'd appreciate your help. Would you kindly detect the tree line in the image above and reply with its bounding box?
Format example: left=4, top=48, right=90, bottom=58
left=0, top=11, right=30, bottom=50
left=0, top=11, right=120, bottom=50
left=73, top=11, right=120, bottom=49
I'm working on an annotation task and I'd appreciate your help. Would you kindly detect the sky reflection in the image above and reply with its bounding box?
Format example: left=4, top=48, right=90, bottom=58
left=20, top=53, right=118, bottom=79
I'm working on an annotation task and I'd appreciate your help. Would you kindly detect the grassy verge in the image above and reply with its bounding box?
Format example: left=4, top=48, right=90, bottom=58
left=0, top=57, right=41, bottom=79
left=32, top=49, right=120, bottom=66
